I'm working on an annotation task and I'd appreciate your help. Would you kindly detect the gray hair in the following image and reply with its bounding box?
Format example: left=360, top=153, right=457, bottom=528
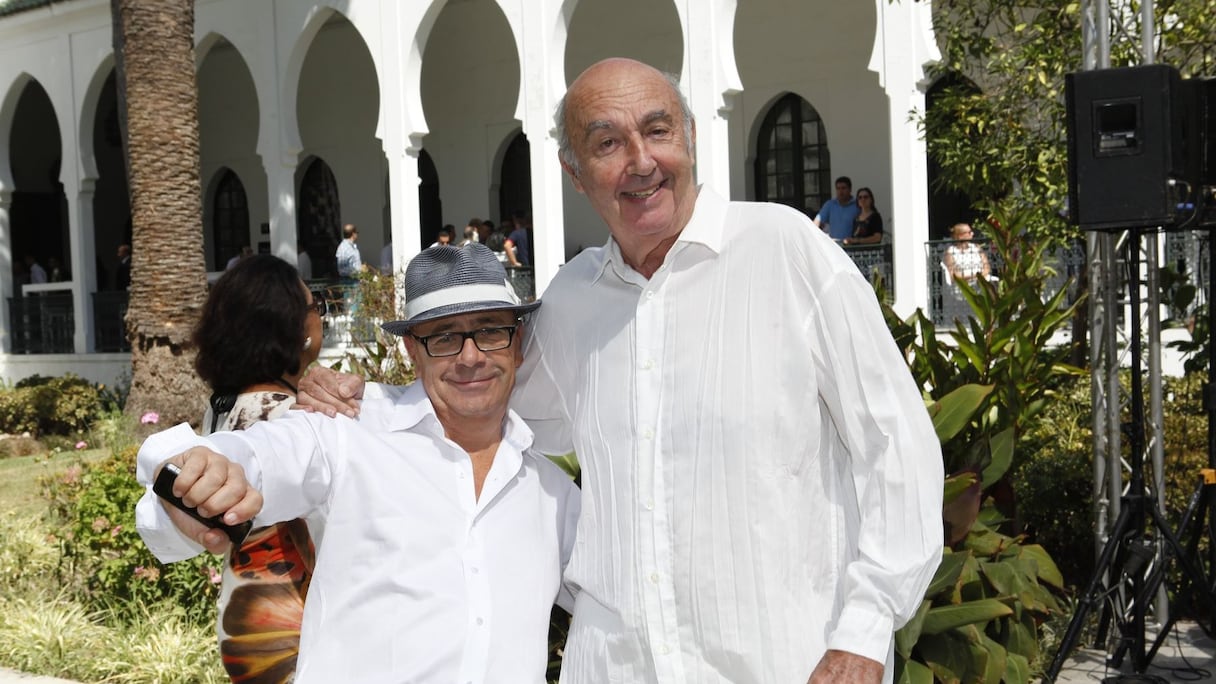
left=554, top=71, right=694, bottom=177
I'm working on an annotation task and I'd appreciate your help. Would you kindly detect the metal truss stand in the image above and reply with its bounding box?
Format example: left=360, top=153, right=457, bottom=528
left=1122, top=233, right=1216, bottom=666
left=1045, top=228, right=1216, bottom=682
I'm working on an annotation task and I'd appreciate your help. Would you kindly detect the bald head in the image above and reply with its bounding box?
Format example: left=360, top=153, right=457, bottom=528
left=555, top=58, right=693, bottom=176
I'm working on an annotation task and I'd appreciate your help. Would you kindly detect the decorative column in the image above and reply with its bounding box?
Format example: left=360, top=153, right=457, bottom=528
left=871, top=0, right=939, bottom=317
left=69, top=179, right=98, bottom=352
left=517, top=0, right=568, bottom=295
left=0, top=188, right=10, bottom=353
left=676, top=0, right=742, bottom=195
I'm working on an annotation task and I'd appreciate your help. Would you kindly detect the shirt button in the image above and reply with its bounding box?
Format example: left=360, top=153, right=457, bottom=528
left=476, top=617, right=484, bottom=626
left=646, top=291, right=655, bottom=299
left=471, top=567, right=480, bottom=574
left=644, top=500, right=654, bottom=511
left=649, top=572, right=659, bottom=584
left=643, top=429, right=654, bottom=440
left=660, top=644, right=671, bottom=655
left=642, top=359, right=654, bottom=370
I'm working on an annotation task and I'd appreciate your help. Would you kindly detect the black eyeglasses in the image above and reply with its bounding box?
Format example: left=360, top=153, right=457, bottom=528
left=307, top=291, right=328, bottom=317
left=410, top=324, right=519, bottom=357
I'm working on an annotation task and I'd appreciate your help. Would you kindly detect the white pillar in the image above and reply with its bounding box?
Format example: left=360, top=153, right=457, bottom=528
left=518, top=0, right=568, bottom=295
left=871, top=0, right=939, bottom=317
left=677, top=0, right=742, bottom=195
left=265, top=153, right=300, bottom=266
left=0, top=189, right=10, bottom=353
left=391, top=136, right=425, bottom=282
left=69, top=179, right=98, bottom=352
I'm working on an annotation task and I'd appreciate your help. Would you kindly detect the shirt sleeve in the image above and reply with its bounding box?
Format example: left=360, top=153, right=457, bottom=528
left=553, top=472, right=582, bottom=614
left=134, top=422, right=212, bottom=562
left=811, top=271, right=944, bottom=663
left=512, top=313, right=574, bottom=456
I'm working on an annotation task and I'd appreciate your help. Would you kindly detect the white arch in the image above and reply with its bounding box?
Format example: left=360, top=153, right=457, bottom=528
left=77, top=56, right=116, bottom=181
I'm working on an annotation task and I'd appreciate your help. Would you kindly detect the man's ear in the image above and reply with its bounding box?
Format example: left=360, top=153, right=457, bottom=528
left=560, top=156, right=585, bottom=194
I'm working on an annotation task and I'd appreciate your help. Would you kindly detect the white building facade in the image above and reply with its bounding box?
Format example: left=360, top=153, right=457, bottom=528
left=0, top=0, right=941, bottom=386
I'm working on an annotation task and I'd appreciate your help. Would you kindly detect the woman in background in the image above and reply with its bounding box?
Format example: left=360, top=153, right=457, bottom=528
left=842, top=187, right=884, bottom=246
left=192, top=254, right=325, bottom=684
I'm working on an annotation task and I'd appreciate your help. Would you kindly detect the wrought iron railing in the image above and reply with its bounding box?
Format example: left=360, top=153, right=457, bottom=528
left=841, top=243, right=893, bottom=300
left=94, top=291, right=130, bottom=352
left=8, top=292, right=74, bottom=354
left=925, top=238, right=1086, bottom=330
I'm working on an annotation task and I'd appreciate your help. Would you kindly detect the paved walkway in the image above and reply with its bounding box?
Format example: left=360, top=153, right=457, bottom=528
left=1048, top=621, right=1216, bottom=683
left=0, top=670, right=78, bottom=684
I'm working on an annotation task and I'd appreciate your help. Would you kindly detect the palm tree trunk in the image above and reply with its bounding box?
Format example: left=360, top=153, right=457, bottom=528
left=112, top=0, right=208, bottom=425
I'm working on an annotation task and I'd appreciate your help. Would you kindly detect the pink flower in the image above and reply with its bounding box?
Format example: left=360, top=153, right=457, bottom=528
left=206, top=566, right=222, bottom=585
left=110, top=525, right=122, bottom=537
left=91, top=517, right=109, bottom=533
left=75, top=441, right=87, bottom=450
left=140, top=411, right=160, bottom=425
left=60, top=465, right=81, bottom=485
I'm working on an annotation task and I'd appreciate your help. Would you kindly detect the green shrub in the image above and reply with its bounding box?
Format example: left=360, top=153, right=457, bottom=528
left=0, top=374, right=106, bottom=438
left=42, top=448, right=221, bottom=627
left=1016, top=373, right=1212, bottom=593
left=0, top=512, right=61, bottom=597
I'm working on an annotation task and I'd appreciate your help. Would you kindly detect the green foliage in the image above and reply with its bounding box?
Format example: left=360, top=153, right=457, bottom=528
left=335, top=270, right=416, bottom=386
left=924, top=2, right=1216, bottom=244
left=0, top=374, right=107, bottom=438
left=41, top=447, right=221, bottom=627
left=885, top=207, right=1083, bottom=482
left=884, top=203, right=1084, bottom=681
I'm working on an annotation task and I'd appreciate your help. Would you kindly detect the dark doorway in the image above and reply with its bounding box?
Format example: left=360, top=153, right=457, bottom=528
left=9, top=80, right=68, bottom=291
left=754, top=93, right=830, bottom=219
left=212, top=169, right=250, bottom=269
left=926, top=74, right=981, bottom=238
left=418, top=149, right=441, bottom=250
left=499, top=132, right=531, bottom=221
left=297, top=157, right=341, bottom=278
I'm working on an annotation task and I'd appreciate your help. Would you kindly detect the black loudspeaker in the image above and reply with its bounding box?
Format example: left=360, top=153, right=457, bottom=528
left=1066, top=65, right=1198, bottom=230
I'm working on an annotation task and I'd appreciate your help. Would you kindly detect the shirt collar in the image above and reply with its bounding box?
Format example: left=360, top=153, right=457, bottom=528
left=381, top=381, right=535, bottom=453
left=592, top=185, right=726, bottom=284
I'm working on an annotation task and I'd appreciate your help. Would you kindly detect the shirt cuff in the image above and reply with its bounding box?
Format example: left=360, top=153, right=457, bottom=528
left=135, top=488, right=207, bottom=562
left=826, top=602, right=895, bottom=665
left=133, top=422, right=214, bottom=563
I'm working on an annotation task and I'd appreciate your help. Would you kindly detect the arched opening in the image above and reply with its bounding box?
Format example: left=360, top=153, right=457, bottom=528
left=926, top=73, right=981, bottom=239
left=90, top=70, right=131, bottom=292
left=211, top=168, right=250, bottom=269
left=754, top=93, right=830, bottom=218
left=498, top=132, right=530, bottom=223
left=198, top=35, right=263, bottom=270
left=9, top=79, right=67, bottom=292
left=418, top=148, right=441, bottom=250
left=296, top=12, right=383, bottom=266
left=296, top=157, right=341, bottom=278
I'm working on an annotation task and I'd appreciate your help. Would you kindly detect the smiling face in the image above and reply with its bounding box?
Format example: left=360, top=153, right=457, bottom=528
left=404, top=310, right=523, bottom=428
left=560, top=59, right=698, bottom=263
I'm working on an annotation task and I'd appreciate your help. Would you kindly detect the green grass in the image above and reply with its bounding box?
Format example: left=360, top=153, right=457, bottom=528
left=0, top=449, right=106, bottom=517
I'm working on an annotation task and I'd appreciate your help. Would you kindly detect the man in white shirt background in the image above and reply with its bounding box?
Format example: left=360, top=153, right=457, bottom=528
left=303, top=58, right=943, bottom=684
left=135, top=244, right=579, bottom=683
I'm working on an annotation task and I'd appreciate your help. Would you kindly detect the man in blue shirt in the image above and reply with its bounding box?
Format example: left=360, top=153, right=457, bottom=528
left=814, top=176, right=859, bottom=241
left=335, top=223, right=363, bottom=278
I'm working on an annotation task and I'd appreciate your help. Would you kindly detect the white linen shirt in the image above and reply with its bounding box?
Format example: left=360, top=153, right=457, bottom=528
left=135, top=382, right=580, bottom=684
left=512, top=186, right=944, bottom=683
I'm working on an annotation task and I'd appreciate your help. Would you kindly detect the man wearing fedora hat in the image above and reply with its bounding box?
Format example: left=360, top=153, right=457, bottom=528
left=133, top=244, right=579, bottom=684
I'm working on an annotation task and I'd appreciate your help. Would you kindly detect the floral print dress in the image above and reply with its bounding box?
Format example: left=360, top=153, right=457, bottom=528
left=205, top=392, right=318, bottom=684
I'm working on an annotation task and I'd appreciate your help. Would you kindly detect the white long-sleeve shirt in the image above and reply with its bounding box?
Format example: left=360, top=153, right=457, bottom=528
left=136, top=382, right=580, bottom=684
left=512, top=186, right=944, bottom=683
